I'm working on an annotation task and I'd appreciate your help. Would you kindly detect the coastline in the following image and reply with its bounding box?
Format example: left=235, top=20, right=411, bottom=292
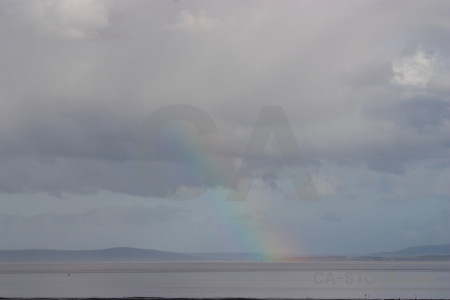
left=1, top=298, right=449, bottom=300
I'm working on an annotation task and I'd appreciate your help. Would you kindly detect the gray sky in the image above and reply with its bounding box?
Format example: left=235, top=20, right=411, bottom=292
left=0, top=0, right=449, bottom=255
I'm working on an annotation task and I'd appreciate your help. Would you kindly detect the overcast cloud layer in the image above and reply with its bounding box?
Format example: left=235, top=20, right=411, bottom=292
left=0, top=0, right=449, bottom=254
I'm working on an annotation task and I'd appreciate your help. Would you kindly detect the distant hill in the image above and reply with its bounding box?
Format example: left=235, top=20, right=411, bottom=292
left=0, top=247, right=196, bottom=262
left=1, top=244, right=450, bottom=262
left=0, top=248, right=268, bottom=262
left=374, top=244, right=450, bottom=257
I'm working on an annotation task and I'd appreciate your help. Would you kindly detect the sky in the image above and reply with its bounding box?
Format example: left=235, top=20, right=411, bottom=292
left=0, top=0, right=449, bottom=256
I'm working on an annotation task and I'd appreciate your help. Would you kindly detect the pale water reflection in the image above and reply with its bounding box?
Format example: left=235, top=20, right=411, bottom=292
left=1, top=261, right=449, bottom=298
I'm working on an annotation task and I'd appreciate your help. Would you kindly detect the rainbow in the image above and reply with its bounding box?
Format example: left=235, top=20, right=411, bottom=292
left=146, top=123, right=305, bottom=260
left=202, top=187, right=303, bottom=261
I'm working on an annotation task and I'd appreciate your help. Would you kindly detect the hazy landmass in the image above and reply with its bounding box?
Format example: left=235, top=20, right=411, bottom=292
left=373, top=244, right=450, bottom=257
left=1, top=244, right=449, bottom=262
left=0, top=247, right=195, bottom=262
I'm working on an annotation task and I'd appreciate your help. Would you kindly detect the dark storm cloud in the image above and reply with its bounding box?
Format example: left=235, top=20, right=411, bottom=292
left=369, top=96, right=450, bottom=132
left=0, top=156, right=234, bottom=197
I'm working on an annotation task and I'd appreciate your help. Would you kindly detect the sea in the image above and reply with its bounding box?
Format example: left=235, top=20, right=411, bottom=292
left=1, top=261, right=449, bottom=299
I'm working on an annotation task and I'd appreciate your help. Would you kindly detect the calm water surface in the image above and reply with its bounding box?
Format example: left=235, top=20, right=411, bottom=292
left=0, top=261, right=449, bottom=298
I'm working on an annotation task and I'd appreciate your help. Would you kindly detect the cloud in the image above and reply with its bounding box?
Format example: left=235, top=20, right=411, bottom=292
left=0, top=0, right=449, bottom=197
left=14, top=0, right=109, bottom=39
left=311, top=173, right=340, bottom=196
left=0, top=205, right=185, bottom=228
left=370, top=95, right=450, bottom=131
left=391, top=49, right=437, bottom=88
left=167, top=10, right=231, bottom=33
